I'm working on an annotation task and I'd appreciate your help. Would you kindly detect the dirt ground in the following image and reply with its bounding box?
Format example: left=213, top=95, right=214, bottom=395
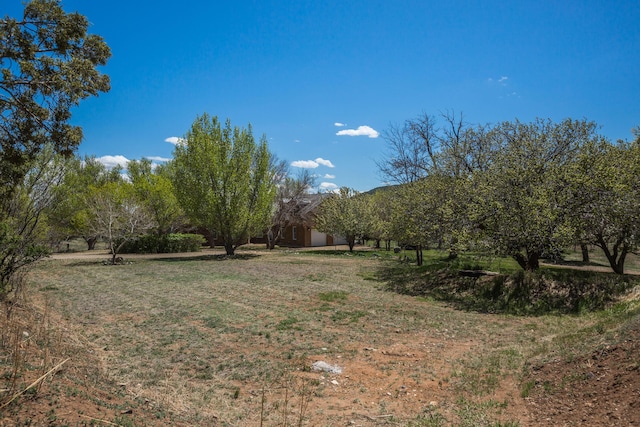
left=4, top=330, right=638, bottom=426
left=523, top=320, right=640, bottom=426
left=1, top=248, right=639, bottom=426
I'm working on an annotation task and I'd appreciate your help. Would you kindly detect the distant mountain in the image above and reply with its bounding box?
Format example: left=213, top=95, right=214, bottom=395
left=364, top=184, right=401, bottom=195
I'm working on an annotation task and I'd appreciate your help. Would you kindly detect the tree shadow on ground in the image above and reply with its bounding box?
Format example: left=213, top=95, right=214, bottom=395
left=292, top=249, right=392, bottom=259
left=62, top=260, right=108, bottom=267
left=375, top=262, right=639, bottom=315
left=148, top=253, right=260, bottom=262
left=290, top=249, right=363, bottom=256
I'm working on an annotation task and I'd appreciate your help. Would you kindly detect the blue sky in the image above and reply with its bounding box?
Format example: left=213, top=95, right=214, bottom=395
left=6, top=0, right=639, bottom=192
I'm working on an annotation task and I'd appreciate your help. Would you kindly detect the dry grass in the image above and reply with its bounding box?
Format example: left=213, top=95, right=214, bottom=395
left=4, top=246, right=639, bottom=426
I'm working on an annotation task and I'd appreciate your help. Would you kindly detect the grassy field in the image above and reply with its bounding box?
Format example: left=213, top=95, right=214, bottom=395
left=3, top=246, right=640, bottom=426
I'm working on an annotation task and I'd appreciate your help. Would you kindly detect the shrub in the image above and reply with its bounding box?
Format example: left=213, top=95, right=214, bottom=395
left=115, top=233, right=205, bottom=254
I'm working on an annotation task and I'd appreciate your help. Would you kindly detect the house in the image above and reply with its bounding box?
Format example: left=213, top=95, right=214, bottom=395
left=277, top=223, right=347, bottom=247
left=271, top=193, right=348, bottom=248
left=200, top=192, right=347, bottom=248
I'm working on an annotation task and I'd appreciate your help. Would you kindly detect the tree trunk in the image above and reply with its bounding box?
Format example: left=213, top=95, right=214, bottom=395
left=224, top=241, right=235, bottom=256
left=385, top=240, right=391, bottom=251
left=580, top=243, right=590, bottom=263
left=110, top=239, right=128, bottom=265
left=513, top=251, right=540, bottom=271
left=416, top=245, right=423, bottom=266
left=597, top=236, right=627, bottom=275
left=205, top=231, right=216, bottom=248
left=86, top=236, right=97, bottom=250
left=266, top=228, right=275, bottom=250
left=347, top=236, right=355, bottom=252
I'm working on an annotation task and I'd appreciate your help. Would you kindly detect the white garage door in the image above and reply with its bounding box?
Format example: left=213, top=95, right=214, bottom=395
left=310, top=230, right=327, bottom=247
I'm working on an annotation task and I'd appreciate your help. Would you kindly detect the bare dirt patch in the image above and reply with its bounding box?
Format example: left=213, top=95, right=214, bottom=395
left=524, top=320, right=640, bottom=426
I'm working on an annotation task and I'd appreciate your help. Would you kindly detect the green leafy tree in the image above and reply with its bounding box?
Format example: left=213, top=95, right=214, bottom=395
left=389, top=182, right=429, bottom=264
left=0, top=0, right=110, bottom=202
left=377, top=111, right=488, bottom=261
left=472, top=118, right=598, bottom=270
left=47, top=156, right=122, bottom=249
left=128, top=159, right=184, bottom=235
left=315, top=187, right=373, bottom=252
left=369, top=188, right=397, bottom=251
left=389, top=175, right=458, bottom=265
left=170, top=114, right=277, bottom=256
left=568, top=137, right=640, bottom=274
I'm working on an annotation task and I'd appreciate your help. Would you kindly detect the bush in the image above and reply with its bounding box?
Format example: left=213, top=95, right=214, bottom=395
left=116, top=234, right=205, bottom=254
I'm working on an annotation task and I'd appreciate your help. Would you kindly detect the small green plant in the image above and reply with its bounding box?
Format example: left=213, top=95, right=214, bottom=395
left=520, top=380, right=535, bottom=398
left=318, top=291, right=348, bottom=302
left=330, top=310, right=366, bottom=323
left=276, top=316, right=300, bottom=331
left=408, top=411, right=448, bottom=426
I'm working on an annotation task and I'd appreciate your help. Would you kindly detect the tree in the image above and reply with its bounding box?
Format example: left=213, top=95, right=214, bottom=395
left=377, top=111, right=492, bottom=184
left=0, top=145, right=66, bottom=299
left=377, top=111, right=490, bottom=261
left=170, top=114, right=277, bottom=256
left=569, top=137, right=640, bottom=274
left=472, top=118, right=599, bottom=270
left=377, top=113, right=438, bottom=184
left=0, top=0, right=110, bottom=203
left=369, top=188, right=397, bottom=251
left=46, top=156, right=122, bottom=249
left=315, top=187, right=373, bottom=252
left=86, top=181, right=155, bottom=265
left=388, top=175, right=459, bottom=265
left=266, top=169, right=316, bottom=250
left=128, top=159, right=184, bottom=235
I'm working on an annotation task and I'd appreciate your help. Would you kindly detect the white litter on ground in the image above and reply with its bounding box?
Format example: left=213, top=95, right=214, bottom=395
left=311, top=361, right=343, bottom=374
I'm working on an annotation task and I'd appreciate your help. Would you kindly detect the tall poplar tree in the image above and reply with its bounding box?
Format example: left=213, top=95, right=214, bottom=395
left=170, top=114, right=277, bottom=256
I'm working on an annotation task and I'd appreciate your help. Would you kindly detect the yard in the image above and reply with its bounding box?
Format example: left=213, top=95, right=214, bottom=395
left=1, top=246, right=639, bottom=426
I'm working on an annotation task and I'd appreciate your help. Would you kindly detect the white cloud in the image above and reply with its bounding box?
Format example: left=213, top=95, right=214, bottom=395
left=323, top=174, right=336, bottom=179
left=146, top=156, right=171, bottom=162
left=336, top=125, right=379, bottom=138
left=291, top=160, right=319, bottom=169
left=319, top=182, right=338, bottom=191
left=165, top=136, right=186, bottom=145
left=334, top=122, right=346, bottom=127
left=96, top=155, right=130, bottom=169
left=292, top=158, right=335, bottom=169
left=315, top=157, right=335, bottom=168
left=489, top=76, right=509, bottom=86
